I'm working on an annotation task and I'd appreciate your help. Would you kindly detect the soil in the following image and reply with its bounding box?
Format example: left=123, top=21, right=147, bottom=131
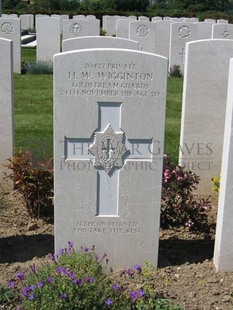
left=0, top=188, right=233, bottom=310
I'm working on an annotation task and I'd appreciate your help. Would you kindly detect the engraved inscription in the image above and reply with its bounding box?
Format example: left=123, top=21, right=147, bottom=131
left=89, top=124, right=128, bottom=174
left=1, top=22, right=14, bottom=34
left=222, top=30, right=230, bottom=38
left=69, top=22, right=82, bottom=34
left=178, top=25, right=191, bottom=38
left=136, top=24, right=149, bottom=37
left=73, top=221, right=142, bottom=234
left=58, top=62, right=161, bottom=98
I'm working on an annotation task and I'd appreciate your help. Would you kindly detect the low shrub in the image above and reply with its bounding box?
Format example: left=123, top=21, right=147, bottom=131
left=22, top=60, right=53, bottom=74
left=161, top=154, right=211, bottom=231
left=7, top=150, right=53, bottom=219
left=169, top=65, right=183, bottom=78
left=9, top=243, right=183, bottom=310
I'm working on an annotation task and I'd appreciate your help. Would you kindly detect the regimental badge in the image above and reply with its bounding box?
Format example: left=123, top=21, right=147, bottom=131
left=178, top=25, right=191, bottom=39
left=69, top=23, right=82, bottom=34
left=136, top=24, right=149, bottom=37
left=89, top=124, right=128, bottom=174
left=1, top=22, right=14, bottom=35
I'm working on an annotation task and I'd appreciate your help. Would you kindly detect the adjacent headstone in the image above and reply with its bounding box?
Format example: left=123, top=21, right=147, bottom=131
left=152, top=16, right=162, bottom=22
left=0, top=17, right=21, bottom=73
left=205, top=19, right=216, bottom=23
left=154, top=20, right=172, bottom=58
left=169, top=22, right=198, bottom=73
left=212, top=23, right=233, bottom=39
left=179, top=39, right=233, bottom=194
left=164, top=17, right=172, bottom=21
left=63, top=19, right=90, bottom=40
left=62, top=36, right=139, bottom=52
left=73, top=15, right=85, bottom=19
left=0, top=38, right=14, bottom=187
left=88, top=18, right=100, bottom=36
left=86, top=15, right=96, bottom=19
left=217, top=19, right=228, bottom=24
left=20, top=14, right=31, bottom=30
left=116, top=19, right=131, bottom=38
left=139, top=16, right=149, bottom=21
left=129, top=21, right=157, bottom=53
left=36, top=17, right=60, bottom=62
left=195, top=21, right=212, bottom=40
left=214, top=58, right=233, bottom=272
left=54, top=48, right=167, bottom=269
left=102, top=15, right=123, bottom=36
left=129, top=16, right=137, bottom=20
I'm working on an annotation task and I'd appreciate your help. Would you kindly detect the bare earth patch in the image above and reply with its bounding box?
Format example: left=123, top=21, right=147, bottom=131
left=0, top=188, right=232, bottom=310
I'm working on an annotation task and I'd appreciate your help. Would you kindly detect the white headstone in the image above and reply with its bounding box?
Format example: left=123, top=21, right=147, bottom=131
left=214, top=58, right=233, bottom=272
left=154, top=20, right=172, bottom=58
left=73, top=15, right=85, bottom=19
left=116, top=19, right=131, bottom=38
left=195, top=21, right=212, bottom=40
left=129, top=16, right=137, bottom=20
left=217, top=19, right=228, bottom=24
left=152, top=16, right=162, bottom=22
left=179, top=39, right=233, bottom=194
left=204, top=19, right=216, bottom=23
left=0, top=17, right=21, bottom=73
left=88, top=18, right=100, bottom=36
left=0, top=38, right=13, bottom=187
left=212, top=23, right=233, bottom=40
left=20, top=14, right=31, bottom=30
left=86, top=15, right=96, bottom=19
left=164, top=16, right=172, bottom=21
left=62, top=36, right=139, bottom=52
left=36, top=17, right=60, bottom=62
left=63, top=19, right=90, bottom=40
left=54, top=48, right=167, bottom=269
left=139, top=16, right=149, bottom=21
left=102, top=15, right=122, bottom=36
left=129, top=21, right=157, bottom=53
left=169, top=22, right=198, bottom=73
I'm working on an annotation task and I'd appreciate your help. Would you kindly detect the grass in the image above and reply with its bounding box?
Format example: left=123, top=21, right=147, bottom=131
left=15, top=48, right=183, bottom=163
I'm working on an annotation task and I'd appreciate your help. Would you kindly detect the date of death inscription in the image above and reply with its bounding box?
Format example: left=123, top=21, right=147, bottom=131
left=58, top=62, right=161, bottom=98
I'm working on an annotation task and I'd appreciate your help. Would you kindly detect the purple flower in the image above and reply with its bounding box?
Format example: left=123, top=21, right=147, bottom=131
left=22, top=287, right=29, bottom=297
left=28, top=285, right=35, bottom=291
left=47, top=277, right=54, bottom=284
left=87, top=276, right=95, bottom=283
left=124, top=268, right=134, bottom=276
left=130, top=291, right=138, bottom=301
left=68, top=271, right=75, bottom=279
left=56, top=266, right=68, bottom=275
left=8, top=281, right=15, bottom=289
left=112, top=284, right=120, bottom=291
left=30, top=264, right=36, bottom=274
left=16, top=272, right=25, bottom=281
left=105, top=298, right=112, bottom=306
left=28, top=293, right=35, bottom=300
left=49, top=254, right=57, bottom=262
left=138, top=288, right=145, bottom=297
left=72, top=278, right=82, bottom=285
left=132, top=264, right=142, bottom=271
left=60, top=292, right=67, bottom=299
left=37, top=281, right=44, bottom=288
left=16, top=306, right=22, bottom=310
left=68, top=241, right=73, bottom=248
left=58, top=248, right=65, bottom=256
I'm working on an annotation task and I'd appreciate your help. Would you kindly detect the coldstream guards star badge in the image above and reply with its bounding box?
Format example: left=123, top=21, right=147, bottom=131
left=89, top=124, right=128, bottom=175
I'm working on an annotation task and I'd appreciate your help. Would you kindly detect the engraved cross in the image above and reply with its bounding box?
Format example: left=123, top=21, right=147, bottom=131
left=64, top=102, right=153, bottom=217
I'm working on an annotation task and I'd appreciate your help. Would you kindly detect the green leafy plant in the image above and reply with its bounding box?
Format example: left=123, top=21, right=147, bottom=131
left=211, top=175, right=220, bottom=193
left=9, top=243, right=183, bottom=310
left=23, top=60, right=53, bottom=74
left=161, top=154, right=212, bottom=231
left=0, top=284, right=17, bottom=307
left=7, top=149, right=53, bottom=219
